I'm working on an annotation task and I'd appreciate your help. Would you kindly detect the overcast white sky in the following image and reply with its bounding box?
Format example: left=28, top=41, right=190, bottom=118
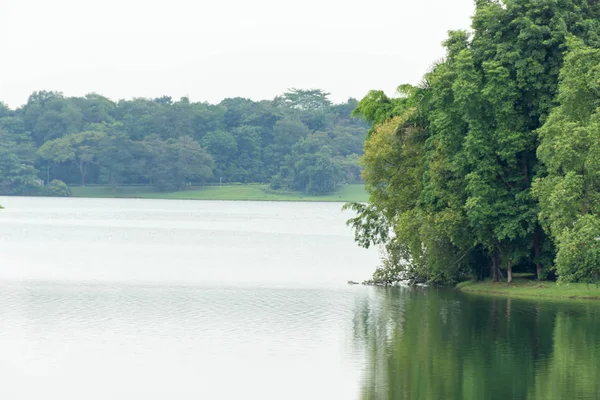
left=0, top=0, right=474, bottom=108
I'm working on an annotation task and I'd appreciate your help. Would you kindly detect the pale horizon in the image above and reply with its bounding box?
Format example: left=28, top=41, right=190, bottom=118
left=1, top=0, right=474, bottom=109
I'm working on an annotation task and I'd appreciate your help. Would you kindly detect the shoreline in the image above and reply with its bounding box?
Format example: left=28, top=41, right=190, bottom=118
left=457, top=279, right=600, bottom=301
left=0, top=195, right=363, bottom=204
left=66, top=183, right=369, bottom=203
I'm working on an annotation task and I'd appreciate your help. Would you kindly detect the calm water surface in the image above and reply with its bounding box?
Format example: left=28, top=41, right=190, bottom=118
left=0, top=197, right=599, bottom=399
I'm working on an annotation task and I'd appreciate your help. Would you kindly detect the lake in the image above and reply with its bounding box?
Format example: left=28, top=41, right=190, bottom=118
left=0, top=197, right=599, bottom=399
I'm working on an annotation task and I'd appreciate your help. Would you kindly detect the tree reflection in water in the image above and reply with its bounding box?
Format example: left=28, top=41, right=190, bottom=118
left=353, top=288, right=600, bottom=400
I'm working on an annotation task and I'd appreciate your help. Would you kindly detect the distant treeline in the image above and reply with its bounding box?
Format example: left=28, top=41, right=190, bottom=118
left=0, top=89, right=367, bottom=195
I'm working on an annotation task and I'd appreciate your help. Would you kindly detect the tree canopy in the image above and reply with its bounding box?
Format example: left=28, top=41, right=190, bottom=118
left=347, top=0, right=600, bottom=284
left=0, top=89, right=367, bottom=195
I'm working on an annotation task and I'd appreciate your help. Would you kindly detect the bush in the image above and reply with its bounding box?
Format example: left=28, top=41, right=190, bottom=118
left=46, top=180, right=71, bottom=197
left=554, top=215, right=600, bottom=283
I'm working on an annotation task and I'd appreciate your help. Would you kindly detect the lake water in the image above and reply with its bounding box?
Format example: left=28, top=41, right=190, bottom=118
left=0, top=197, right=599, bottom=399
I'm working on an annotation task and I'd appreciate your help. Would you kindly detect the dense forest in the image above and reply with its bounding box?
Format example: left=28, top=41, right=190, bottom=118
left=346, top=0, right=600, bottom=284
left=0, top=89, right=367, bottom=195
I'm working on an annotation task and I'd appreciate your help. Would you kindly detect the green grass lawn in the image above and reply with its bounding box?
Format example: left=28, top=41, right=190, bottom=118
left=70, top=184, right=369, bottom=202
left=457, top=277, right=600, bottom=300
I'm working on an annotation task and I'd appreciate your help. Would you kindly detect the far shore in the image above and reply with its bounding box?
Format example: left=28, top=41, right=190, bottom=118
left=457, top=278, right=600, bottom=301
left=67, top=183, right=369, bottom=203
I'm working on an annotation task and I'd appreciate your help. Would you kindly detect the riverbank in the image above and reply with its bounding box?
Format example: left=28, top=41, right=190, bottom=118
left=69, top=184, right=369, bottom=202
left=457, top=278, right=600, bottom=300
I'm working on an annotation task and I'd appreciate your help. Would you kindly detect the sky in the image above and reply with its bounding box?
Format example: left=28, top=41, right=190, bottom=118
left=0, top=0, right=475, bottom=108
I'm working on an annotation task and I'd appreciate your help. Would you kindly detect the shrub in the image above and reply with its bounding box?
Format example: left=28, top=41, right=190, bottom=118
left=46, top=180, right=71, bottom=197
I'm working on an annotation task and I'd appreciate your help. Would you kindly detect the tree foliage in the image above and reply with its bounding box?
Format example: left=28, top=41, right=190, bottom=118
left=0, top=90, right=367, bottom=196
left=534, top=38, right=600, bottom=282
left=349, top=0, right=600, bottom=284
left=45, top=179, right=71, bottom=197
left=0, top=128, right=39, bottom=195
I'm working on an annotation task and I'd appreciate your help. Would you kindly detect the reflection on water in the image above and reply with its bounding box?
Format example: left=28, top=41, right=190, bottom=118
left=1, top=197, right=600, bottom=399
left=354, top=288, right=600, bottom=400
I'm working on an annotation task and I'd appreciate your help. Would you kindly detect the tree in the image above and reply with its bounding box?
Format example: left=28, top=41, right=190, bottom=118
left=263, top=117, right=311, bottom=177
left=73, top=93, right=116, bottom=124
left=0, top=129, right=40, bottom=195
left=230, top=126, right=263, bottom=182
left=274, top=88, right=332, bottom=111
left=0, top=151, right=39, bottom=195
left=346, top=0, right=600, bottom=284
left=43, top=131, right=106, bottom=186
left=534, top=39, right=600, bottom=282
left=97, top=129, right=135, bottom=191
left=22, top=91, right=84, bottom=146
left=351, top=90, right=401, bottom=128
left=169, top=136, right=214, bottom=188
left=37, top=138, right=74, bottom=185
left=46, top=179, right=71, bottom=197
left=0, top=102, right=11, bottom=118
left=200, top=130, right=238, bottom=181
left=272, top=132, right=344, bottom=194
left=142, top=135, right=214, bottom=191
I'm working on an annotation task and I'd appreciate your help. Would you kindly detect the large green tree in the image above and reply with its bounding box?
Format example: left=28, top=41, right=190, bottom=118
left=37, top=137, right=74, bottom=185
left=142, top=135, right=214, bottom=191
left=0, top=129, right=39, bottom=195
left=534, top=39, right=600, bottom=282
left=97, top=129, right=136, bottom=191
left=348, top=0, right=600, bottom=284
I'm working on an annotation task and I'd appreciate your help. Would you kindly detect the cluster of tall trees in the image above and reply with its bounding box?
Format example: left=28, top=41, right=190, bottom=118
left=346, top=0, right=600, bottom=283
left=0, top=89, right=367, bottom=195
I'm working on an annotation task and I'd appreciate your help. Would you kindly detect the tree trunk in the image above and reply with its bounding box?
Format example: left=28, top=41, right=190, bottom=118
left=79, top=160, right=87, bottom=186
left=507, top=259, right=513, bottom=283
left=46, top=163, right=50, bottom=186
left=533, top=227, right=542, bottom=280
left=491, top=253, right=499, bottom=282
